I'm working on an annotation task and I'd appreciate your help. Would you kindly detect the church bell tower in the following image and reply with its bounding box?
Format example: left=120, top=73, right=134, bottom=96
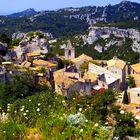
left=65, top=40, right=75, bottom=59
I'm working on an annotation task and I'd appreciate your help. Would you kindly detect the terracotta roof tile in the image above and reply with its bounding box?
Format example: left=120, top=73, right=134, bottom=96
left=131, top=63, right=140, bottom=73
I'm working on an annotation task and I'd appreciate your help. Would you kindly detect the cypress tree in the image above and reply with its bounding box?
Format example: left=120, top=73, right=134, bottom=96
left=122, top=91, right=129, bottom=104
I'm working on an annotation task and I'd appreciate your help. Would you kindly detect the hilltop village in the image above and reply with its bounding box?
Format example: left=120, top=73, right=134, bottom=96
left=0, top=31, right=140, bottom=121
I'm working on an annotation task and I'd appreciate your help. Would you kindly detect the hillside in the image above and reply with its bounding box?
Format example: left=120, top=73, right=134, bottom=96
left=0, top=1, right=140, bottom=37
left=50, top=27, right=140, bottom=64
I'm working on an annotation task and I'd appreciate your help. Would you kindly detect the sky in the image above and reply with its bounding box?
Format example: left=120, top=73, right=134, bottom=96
left=0, top=0, right=139, bottom=15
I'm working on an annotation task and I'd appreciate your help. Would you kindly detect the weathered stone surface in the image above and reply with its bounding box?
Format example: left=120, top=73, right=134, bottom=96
left=12, top=32, right=25, bottom=39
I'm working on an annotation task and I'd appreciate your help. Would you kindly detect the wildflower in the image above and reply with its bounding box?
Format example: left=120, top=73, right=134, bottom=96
left=60, top=117, right=63, bottom=120
left=105, top=122, right=108, bottom=125
left=73, top=98, right=75, bottom=100
left=120, top=110, right=125, bottom=114
left=22, top=105, right=25, bottom=108
left=85, top=120, right=88, bottom=122
left=38, top=103, right=41, bottom=106
left=62, top=100, right=66, bottom=104
left=29, top=99, right=31, bottom=102
left=94, top=123, right=99, bottom=127
left=25, top=110, right=29, bottom=113
left=80, top=129, right=83, bottom=133
left=79, top=108, right=82, bottom=112
left=20, top=108, right=24, bottom=112
left=37, top=108, right=40, bottom=112
left=3, top=131, right=6, bottom=134
left=14, top=110, right=17, bottom=113
left=23, top=113, right=27, bottom=116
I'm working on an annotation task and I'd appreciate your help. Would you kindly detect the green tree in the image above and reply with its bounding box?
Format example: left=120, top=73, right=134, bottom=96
left=0, top=34, right=11, bottom=45
left=57, top=59, right=64, bottom=70
left=127, top=75, right=135, bottom=88
left=114, top=111, right=138, bottom=139
left=0, top=71, right=36, bottom=108
left=10, top=38, right=22, bottom=46
left=122, top=91, right=129, bottom=104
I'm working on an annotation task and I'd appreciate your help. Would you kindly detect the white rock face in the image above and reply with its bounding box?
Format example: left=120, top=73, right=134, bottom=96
left=12, top=33, right=25, bottom=39
left=94, top=45, right=103, bottom=53
left=82, top=27, right=140, bottom=53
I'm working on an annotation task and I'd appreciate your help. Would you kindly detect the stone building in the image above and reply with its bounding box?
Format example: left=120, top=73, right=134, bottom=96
left=53, top=65, right=96, bottom=96
left=131, top=63, right=140, bottom=74
left=129, top=88, right=140, bottom=104
left=65, top=40, right=75, bottom=59
left=89, top=63, right=121, bottom=90
left=106, top=56, right=127, bottom=90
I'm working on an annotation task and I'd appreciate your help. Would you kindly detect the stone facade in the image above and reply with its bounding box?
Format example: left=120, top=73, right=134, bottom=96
left=129, top=88, right=140, bottom=104
left=65, top=40, right=75, bottom=59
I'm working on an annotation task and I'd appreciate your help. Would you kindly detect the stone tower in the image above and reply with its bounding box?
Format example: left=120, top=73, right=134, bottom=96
left=65, top=40, right=75, bottom=59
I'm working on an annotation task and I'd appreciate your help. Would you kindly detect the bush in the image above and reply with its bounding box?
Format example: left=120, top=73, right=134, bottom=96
left=0, top=120, right=27, bottom=140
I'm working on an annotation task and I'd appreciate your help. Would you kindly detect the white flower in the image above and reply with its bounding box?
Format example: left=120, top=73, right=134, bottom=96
left=79, top=108, right=82, bottom=112
left=73, top=98, right=75, bottom=100
left=80, top=129, right=83, bottom=133
left=94, top=123, right=99, bottom=127
left=62, top=100, right=66, bottom=104
left=23, top=113, right=27, bottom=116
left=37, top=108, right=40, bottom=112
left=14, top=110, right=17, bottom=113
left=29, top=99, right=31, bottom=102
left=85, top=120, right=88, bottom=122
left=60, top=117, right=63, bottom=120
left=20, top=108, right=24, bottom=112
left=120, top=110, right=125, bottom=114
left=77, top=120, right=79, bottom=123
left=21, top=105, right=25, bottom=109
left=25, top=110, right=29, bottom=113
left=38, top=103, right=41, bottom=106
left=105, top=122, right=108, bottom=125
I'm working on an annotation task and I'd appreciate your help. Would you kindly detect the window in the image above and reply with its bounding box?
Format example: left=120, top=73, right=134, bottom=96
left=68, top=50, right=71, bottom=56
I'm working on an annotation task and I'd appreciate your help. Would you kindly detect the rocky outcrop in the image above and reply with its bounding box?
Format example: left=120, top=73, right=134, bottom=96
left=12, top=33, right=25, bottom=40
left=81, top=27, right=140, bottom=53
left=14, top=32, right=50, bottom=61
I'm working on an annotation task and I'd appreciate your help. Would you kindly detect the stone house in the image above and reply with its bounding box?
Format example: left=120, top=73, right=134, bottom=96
left=89, top=63, right=121, bottom=90
left=53, top=66, right=96, bottom=96
left=71, top=53, right=93, bottom=68
left=32, top=59, right=57, bottom=72
left=26, top=51, right=41, bottom=61
left=105, top=56, right=127, bottom=90
left=129, top=88, right=140, bottom=104
left=131, top=63, right=140, bottom=74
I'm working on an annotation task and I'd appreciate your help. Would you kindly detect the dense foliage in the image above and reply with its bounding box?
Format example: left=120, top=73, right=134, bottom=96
left=0, top=14, right=88, bottom=37
left=0, top=81, right=140, bottom=139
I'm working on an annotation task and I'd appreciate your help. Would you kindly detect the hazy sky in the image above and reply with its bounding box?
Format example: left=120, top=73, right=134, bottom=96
left=0, top=0, right=139, bottom=15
